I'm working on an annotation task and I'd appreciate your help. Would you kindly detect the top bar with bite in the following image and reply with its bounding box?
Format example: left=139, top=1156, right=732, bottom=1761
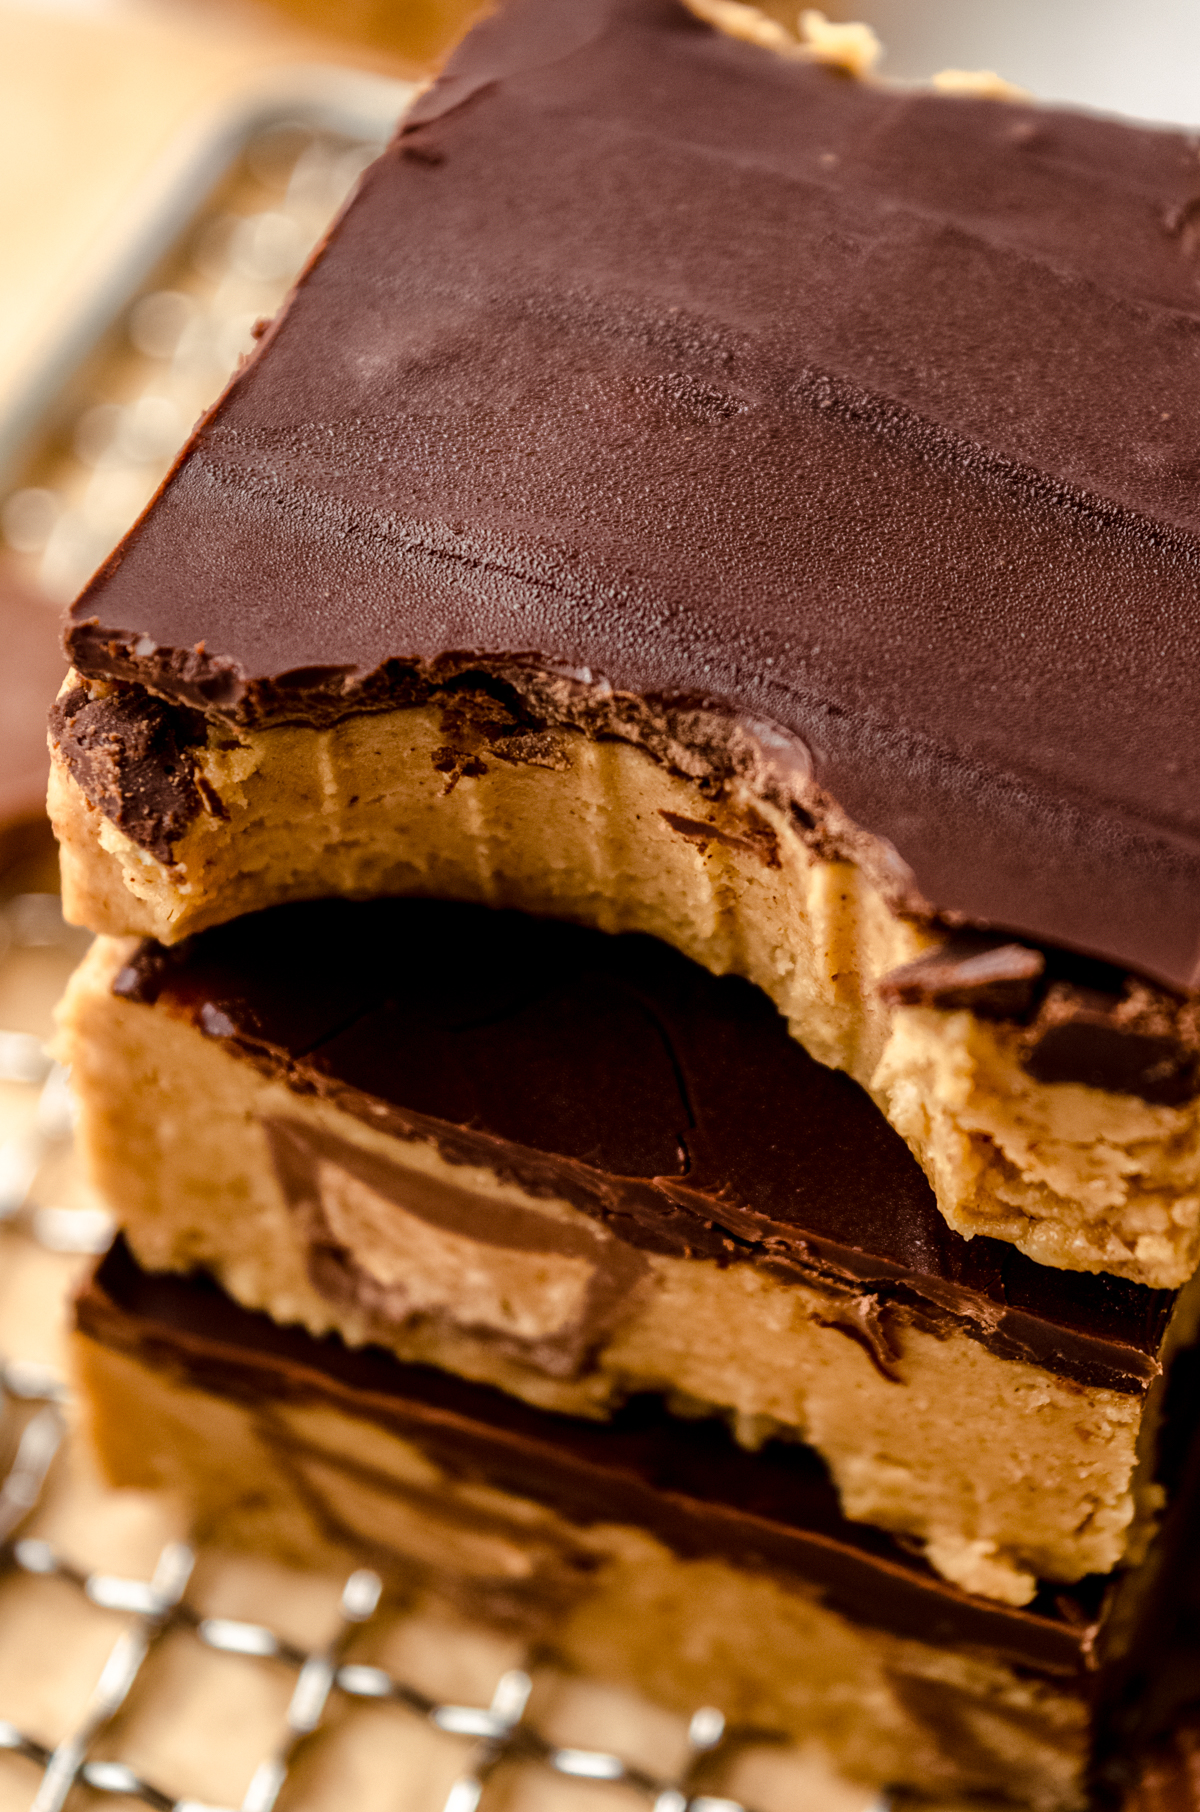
left=47, top=0, right=1200, bottom=1288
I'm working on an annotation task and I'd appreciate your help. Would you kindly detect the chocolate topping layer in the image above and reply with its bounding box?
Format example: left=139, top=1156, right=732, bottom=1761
left=114, top=896, right=1176, bottom=1393
left=49, top=683, right=203, bottom=864
left=78, top=1236, right=1102, bottom=1675
left=63, top=0, right=1200, bottom=989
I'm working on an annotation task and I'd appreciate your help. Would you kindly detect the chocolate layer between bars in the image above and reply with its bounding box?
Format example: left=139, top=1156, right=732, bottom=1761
left=61, top=0, right=1200, bottom=991
left=112, top=897, right=1175, bottom=1394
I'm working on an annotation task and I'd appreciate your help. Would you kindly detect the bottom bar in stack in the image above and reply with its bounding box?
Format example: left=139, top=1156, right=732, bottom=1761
left=75, top=1238, right=1200, bottom=1812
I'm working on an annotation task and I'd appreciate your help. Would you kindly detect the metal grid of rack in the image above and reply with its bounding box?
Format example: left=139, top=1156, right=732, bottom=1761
left=0, top=1528, right=742, bottom=1812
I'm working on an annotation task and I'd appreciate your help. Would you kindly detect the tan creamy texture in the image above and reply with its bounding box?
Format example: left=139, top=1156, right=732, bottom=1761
left=61, top=935, right=1174, bottom=1605
left=76, top=1329, right=1092, bottom=1812
left=49, top=691, right=1200, bottom=1289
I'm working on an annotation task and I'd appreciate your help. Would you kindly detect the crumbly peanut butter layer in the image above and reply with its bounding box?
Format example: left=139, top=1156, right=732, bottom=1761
left=49, top=692, right=1200, bottom=1290
left=75, top=1329, right=1092, bottom=1812
left=60, top=936, right=1166, bottom=1604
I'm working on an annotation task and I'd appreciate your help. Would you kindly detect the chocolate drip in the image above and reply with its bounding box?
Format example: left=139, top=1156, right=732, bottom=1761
left=114, top=895, right=1177, bottom=1393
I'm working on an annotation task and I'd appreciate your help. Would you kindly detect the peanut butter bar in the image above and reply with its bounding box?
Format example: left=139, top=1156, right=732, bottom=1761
left=59, top=896, right=1200, bottom=1607
left=73, top=1236, right=1200, bottom=1812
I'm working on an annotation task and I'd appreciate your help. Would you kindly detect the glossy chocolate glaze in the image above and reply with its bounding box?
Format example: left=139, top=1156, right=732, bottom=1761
left=64, top=0, right=1200, bottom=990
left=79, top=1236, right=1102, bottom=1675
left=114, top=895, right=1177, bottom=1393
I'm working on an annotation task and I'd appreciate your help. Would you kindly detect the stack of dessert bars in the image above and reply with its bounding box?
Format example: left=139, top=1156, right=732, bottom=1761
left=45, top=0, right=1200, bottom=1805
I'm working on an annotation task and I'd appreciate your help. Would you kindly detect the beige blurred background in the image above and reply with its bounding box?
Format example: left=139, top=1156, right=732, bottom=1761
left=0, top=0, right=476, bottom=424
left=4, top=0, right=1198, bottom=434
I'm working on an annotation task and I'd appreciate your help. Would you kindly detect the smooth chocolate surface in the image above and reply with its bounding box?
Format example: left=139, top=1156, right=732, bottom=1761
left=114, top=896, right=1176, bottom=1392
left=79, top=1236, right=1102, bottom=1675
left=63, top=0, right=1200, bottom=990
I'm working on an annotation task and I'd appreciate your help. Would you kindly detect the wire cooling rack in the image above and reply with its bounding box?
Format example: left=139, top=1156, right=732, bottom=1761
left=0, top=891, right=863, bottom=1812
left=0, top=1528, right=738, bottom=1812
